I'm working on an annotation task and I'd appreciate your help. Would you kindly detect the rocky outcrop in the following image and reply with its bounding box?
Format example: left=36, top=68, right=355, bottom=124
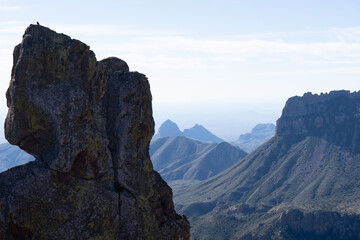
left=276, top=90, right=360, bottom=153
left=176, top=90, right=360, bottom=239
left=237, top=209, right=360, bottom=240
left=278, top=209, right=360, bottom=238
left=0, top=24, right=189, bottom=239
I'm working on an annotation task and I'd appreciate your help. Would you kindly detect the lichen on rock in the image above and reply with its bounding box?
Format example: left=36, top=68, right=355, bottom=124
left=0, top=24, right=190, bottom=240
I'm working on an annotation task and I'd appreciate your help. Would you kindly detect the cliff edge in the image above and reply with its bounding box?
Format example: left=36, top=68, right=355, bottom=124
left=0, top=24, right=190, bottom=240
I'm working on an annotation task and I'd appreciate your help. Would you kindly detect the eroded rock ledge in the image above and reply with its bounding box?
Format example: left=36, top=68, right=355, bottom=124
left=276, top=90, right=360, bottom=154
left=0, top=24, right=190, bottom=239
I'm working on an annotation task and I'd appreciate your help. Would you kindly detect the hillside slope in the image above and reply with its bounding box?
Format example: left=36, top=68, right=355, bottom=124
left=150, top=136, right=247, bottom=191
left=175, top=90, right=360, bottom=239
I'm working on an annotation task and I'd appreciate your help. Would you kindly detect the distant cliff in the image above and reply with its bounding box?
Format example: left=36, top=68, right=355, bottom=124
left=175, top=91, right=360, bottom=239
left=0, top=24, right=189, bottom=239
left=277, top=90, right=360, bottom=153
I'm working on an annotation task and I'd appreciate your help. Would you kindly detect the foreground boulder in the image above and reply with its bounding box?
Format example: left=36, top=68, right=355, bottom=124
left=0, top=24, right=190, bottom=239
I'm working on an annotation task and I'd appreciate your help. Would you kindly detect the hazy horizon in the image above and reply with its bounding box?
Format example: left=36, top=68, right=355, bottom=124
left=0, top=0, right=359, bottom=142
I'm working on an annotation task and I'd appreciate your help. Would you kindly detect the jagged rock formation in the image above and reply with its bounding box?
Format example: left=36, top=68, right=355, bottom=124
left=277, top=91, right=360, bottom=154
left=0, top=24, right=189, bottom=239
left=175, top=91, right=360, bottom=239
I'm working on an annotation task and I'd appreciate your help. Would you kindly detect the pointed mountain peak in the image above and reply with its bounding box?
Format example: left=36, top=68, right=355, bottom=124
left=155, top=120, right=223, bottom=143
left=191, top=124, right=203, bottom=129
left=158, top=119, right=183, bottom=137
left=163, top=119, right=177, bottom=124
left=183, top=124, right=223, bottom=143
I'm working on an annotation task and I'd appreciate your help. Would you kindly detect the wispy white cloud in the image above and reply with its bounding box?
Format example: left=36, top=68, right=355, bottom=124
left=50, top=23, right=185, bottom=38
left=0, top=22, right=359, bottom=105
left=91, top=35, right=360, bottom=70
left=0, top=5, right=25, bottom=11
left=4, top=22, right=359, bottom=67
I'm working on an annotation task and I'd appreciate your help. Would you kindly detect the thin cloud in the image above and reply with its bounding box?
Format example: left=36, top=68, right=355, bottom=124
left=0, top=6, right=25, bottom=11
left=92, top=36, right=360, bottom=69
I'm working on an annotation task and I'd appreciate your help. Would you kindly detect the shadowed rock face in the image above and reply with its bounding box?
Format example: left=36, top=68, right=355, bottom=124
left=276, top=91, right=360, bottom=154
left=0, top=24, right=190, bottom=239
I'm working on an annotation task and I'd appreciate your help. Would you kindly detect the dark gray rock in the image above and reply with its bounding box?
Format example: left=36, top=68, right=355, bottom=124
left=276, top=90, right=360, bottom=154
left=0, top=24, right=189, bottom=240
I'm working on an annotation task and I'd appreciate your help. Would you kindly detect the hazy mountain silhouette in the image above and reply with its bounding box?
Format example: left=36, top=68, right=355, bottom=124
left=233, top=123, right=275, bottom=153
left=158, top=119, right=184, bottom=137
left=183, top=124, right=223, bottom=143
left=153, top=119, right=223, bottom=143
left=175, top=90, right=360, bottom=239
left=150, top=136, right=246, bottom=191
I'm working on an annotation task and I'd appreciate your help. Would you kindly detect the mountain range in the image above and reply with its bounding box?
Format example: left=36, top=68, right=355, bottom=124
left=2, top=87, right=360, bottom=239
left=150, top=136, right=247, bottom=192
left=174, top=90, right=360, bottom=239
left=153, top=119, right=223, bottom=143
left=232, top=123, right=275, bottom=153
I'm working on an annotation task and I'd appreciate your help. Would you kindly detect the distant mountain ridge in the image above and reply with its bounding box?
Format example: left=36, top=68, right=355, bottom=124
left=158, top=119, right=183, bottom=137
left=175, top=90, right=360, bottom=239
left=233, top=123, right=275, bottom=152
left=153, top=119, right=223, bottom=143
left=150, top=136, right=247, bottom=192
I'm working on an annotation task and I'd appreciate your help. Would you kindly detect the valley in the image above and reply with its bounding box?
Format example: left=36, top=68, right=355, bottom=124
left=1, top=90, right=360, bottom=239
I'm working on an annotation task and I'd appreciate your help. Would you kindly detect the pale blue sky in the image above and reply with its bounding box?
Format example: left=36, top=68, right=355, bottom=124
left=0, top=0, right=360, bottom=141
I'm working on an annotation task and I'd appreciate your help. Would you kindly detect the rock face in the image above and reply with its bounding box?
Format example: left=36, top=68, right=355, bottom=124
left=175, top=91, right=360, bottom=239
left=277, top=91, right=360, bottom=154
left=0, top=24, right=190, bottom=239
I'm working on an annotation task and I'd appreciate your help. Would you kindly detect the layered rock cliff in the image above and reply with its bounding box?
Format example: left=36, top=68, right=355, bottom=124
left=0, top=24, right=190, bottom=239
left=175, top=91, right=360, bottom=239
left=277, top=90, right=360, bottom=153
